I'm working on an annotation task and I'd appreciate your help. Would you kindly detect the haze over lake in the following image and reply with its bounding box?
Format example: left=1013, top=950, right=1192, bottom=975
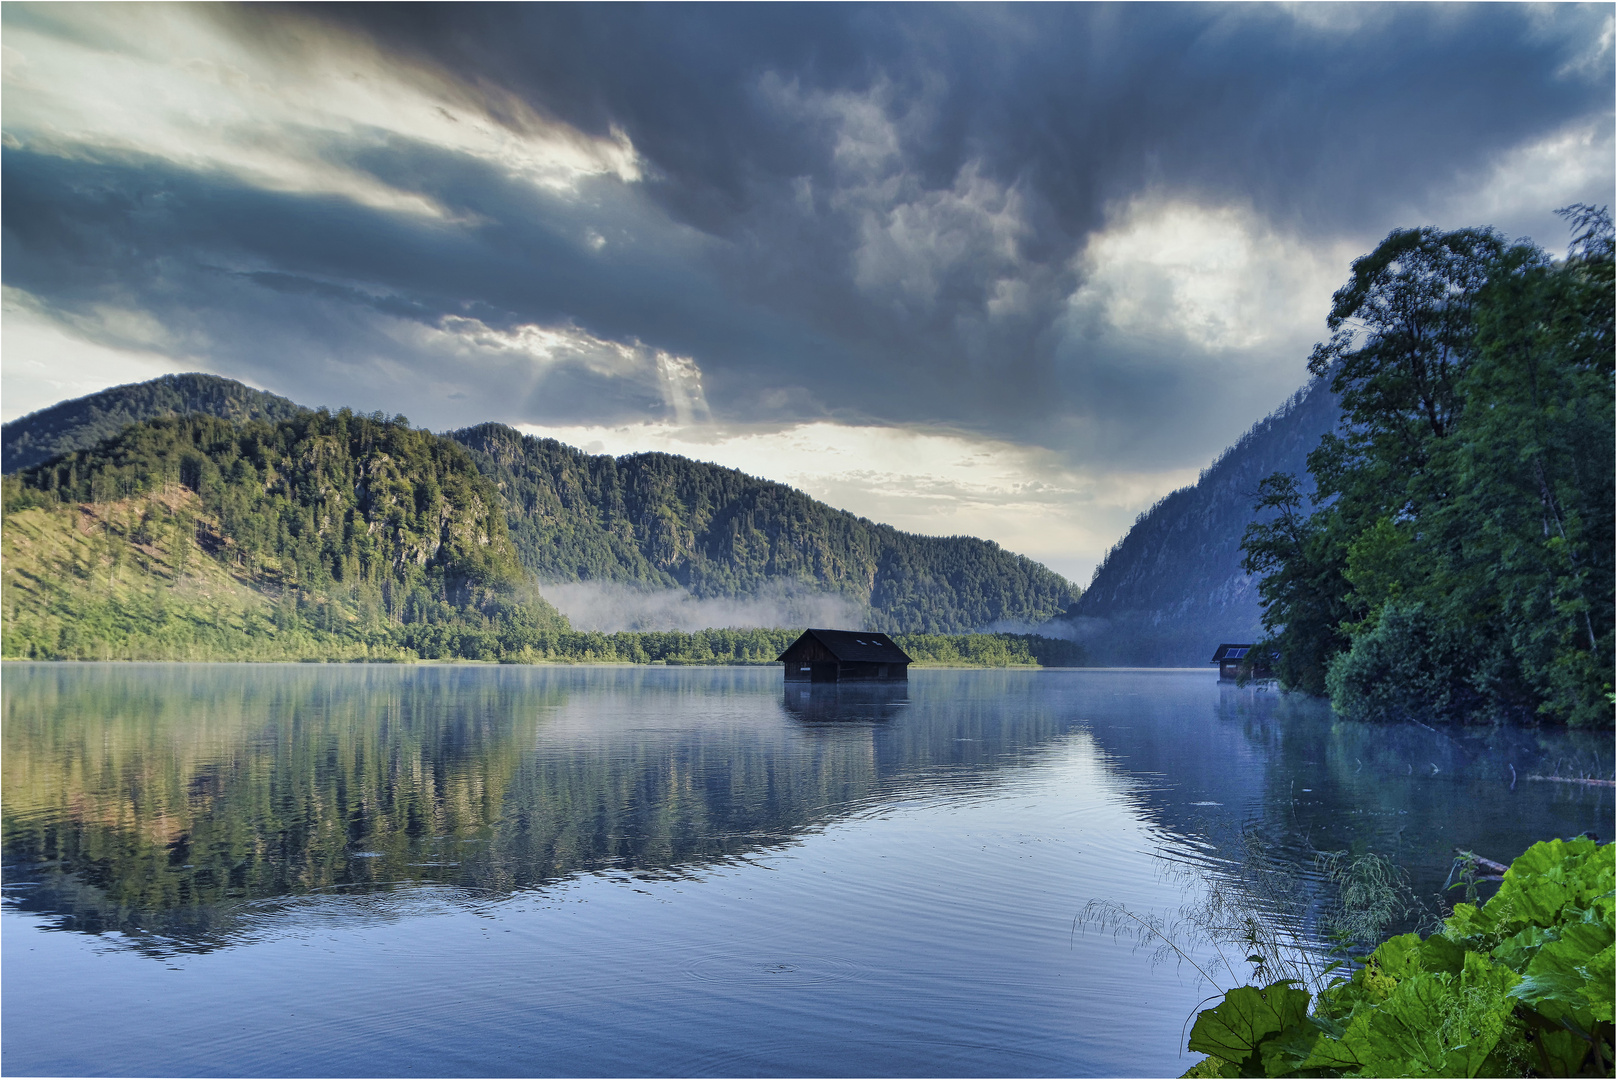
left=4, top=664, right=1608, bottom=1078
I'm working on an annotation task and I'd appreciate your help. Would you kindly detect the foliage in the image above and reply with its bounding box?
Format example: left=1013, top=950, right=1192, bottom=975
left=1240, top=473, right=1351, bottom=696
left=897, top=632, right=1084, bottom=668
left=1, top=498, right=412, bottom=662
left=2, top=409, right=564, bottom=661
left=451, top=423, right=1079, bottom=634
left=1, top=372, right=306, bottom=475
left=1, top=479, right=1081, bottom=666
left=1242, top=209, right=1615, bottom=725
left=1180, top=838, right=1616, bottom=1078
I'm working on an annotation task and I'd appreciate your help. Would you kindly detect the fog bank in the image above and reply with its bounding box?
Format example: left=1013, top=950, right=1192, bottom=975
left=540, top=581, right=865, bottom=633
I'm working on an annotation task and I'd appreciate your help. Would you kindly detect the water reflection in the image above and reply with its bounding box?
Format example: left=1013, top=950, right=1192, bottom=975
left=781, top=682, right=909, bottom=725
left=2, top=664, right=1610, bottom=962
left=1097, top=683, right=1612, bottom=929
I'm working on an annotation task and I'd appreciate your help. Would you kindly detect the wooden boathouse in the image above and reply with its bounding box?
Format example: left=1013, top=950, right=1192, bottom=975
left=1210, top=643, right=1274, bottom=682
left=778, top=629, right=912, bottom=683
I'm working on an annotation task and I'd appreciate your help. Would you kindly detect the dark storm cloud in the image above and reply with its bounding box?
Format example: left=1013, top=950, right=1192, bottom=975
left=1, top=144, right=847, bottom=427
left=4, top=2, right=1612, bottom=465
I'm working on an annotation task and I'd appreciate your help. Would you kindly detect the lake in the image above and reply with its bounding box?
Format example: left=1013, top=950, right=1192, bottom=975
left=3, top=664, right=1611, bottom=1077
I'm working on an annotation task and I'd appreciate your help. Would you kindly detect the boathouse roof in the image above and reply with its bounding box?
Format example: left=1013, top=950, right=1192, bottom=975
left=777, top=629, right=913, bottom=664
left=1209, top=643, right=1255, bottom=663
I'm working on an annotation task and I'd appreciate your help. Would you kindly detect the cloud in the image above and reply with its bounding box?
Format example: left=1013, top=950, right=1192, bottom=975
left=1431, top=116, right=1617, bottom=244
left=1, top=3, right=1610, bottom=572
left=1066, top=197, right=1349, bottom=355
left=424, top=318, right=713, bottom=426
left=1, top=286, right=193, bottom=421
left=1, top=5, right=640, bottom=218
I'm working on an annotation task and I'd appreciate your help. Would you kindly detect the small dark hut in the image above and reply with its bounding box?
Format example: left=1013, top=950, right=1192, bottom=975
left=1209, top=643, right=1273, bottom=682
left=778, top=629, right=912, bottom=682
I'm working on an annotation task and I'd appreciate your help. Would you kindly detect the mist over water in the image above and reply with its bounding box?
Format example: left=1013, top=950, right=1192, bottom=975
left=981, top=614, right=1101, bottom=642
left=538, top=580, right=866, bottom=632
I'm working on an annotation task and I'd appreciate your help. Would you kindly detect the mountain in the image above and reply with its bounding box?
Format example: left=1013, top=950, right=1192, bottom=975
left=0, top=376, right=1080, bottom=641
left=2, top=373, right=308, bottom=474
left=449, top=423, right=1078, bottom=634
left=1, top=409, right=565, bottom=661
left=1056, top=377, right=1340, bottom=665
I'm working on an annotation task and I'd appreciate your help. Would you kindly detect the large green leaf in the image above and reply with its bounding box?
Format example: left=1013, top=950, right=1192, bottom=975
left=1338, top=955, right=1519, bottom=1078
left=1486, top=839, right=1612, bottom=935
left=1258, top=1020, right=1350, bottom=1077
left=1297, top=1029, right=1364, bottom=1073
left=1417, top=933, right=1468, bottom=976
left=1510, top=921, right=1616, bottom=1029
left=1180, top=1055, right=1239, bottom=1078
left=1442, top=901, right=1498, bottom=944
left=1180, top=844, right=1614, bottom=1078
left=1187, top=983, right=1313, bottom=1073
left=1369, top=933, right=1427, bottom=979
left=1490, top=924, right=1557, bottom=975
left=1530, top=1024, right=1597, bottom=1077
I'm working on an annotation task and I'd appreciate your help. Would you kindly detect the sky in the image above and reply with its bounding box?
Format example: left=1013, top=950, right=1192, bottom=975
left=2, top=3, right=1612, bottom=584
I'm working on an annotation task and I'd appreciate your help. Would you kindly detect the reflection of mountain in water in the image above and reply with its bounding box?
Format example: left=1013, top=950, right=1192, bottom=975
left=5, top=666, right=1609, bottom=960
left=1, top=667, right=1056, bottom=955
left=4, top=665, right=554, bottom=952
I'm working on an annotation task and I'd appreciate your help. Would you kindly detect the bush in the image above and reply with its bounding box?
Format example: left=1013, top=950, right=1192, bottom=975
left=1325, top=603, right=1492, bottom=724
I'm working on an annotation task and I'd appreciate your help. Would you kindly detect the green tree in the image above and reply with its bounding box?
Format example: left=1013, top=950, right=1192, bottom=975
left=1246, top=212, right=1614, bottom=726
left=1240, top=473, right=1351, bottom=695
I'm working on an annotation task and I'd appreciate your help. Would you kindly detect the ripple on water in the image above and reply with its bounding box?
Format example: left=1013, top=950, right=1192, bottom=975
left=229, top=883, right=503, bottom=930
left=683, top=952, right=873, bottom=988
left=673, top=1030, right=1065, bottom=1079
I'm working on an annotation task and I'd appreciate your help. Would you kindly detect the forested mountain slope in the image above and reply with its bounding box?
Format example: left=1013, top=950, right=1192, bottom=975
left=450, top=423, right=1079, bottom=633
left=2, top=373, right=307, bottom=474
left=1, top=410, right=567, bottom=660
left=1058, top=377, right=1340, bottom=665
left=0, top=377, right=1080, bottom=639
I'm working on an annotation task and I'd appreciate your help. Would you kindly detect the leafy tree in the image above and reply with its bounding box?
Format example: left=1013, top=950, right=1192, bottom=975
left=1246, top=212, right=1615, bottom=726
left=1240, top=473, right=1350, bottom=695
left=1403, top=206, right=1615, bottom=725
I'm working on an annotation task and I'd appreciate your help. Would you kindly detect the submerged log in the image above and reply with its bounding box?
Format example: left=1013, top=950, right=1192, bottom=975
left=1524, top=774, right=1616, bottom=787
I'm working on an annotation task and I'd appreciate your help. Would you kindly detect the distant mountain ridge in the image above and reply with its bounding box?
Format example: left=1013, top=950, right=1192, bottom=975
left=1, top=375, right=1079, bottom=634
left=2, top=373, right=307, bottom=474
left=451, top=422, right=1078, bottom=634
left=1058, top=378, right=1340, bottom=665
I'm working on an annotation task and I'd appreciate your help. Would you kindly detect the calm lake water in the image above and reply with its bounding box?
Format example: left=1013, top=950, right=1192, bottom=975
left=3, top=664, right=1611, bottom=1077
